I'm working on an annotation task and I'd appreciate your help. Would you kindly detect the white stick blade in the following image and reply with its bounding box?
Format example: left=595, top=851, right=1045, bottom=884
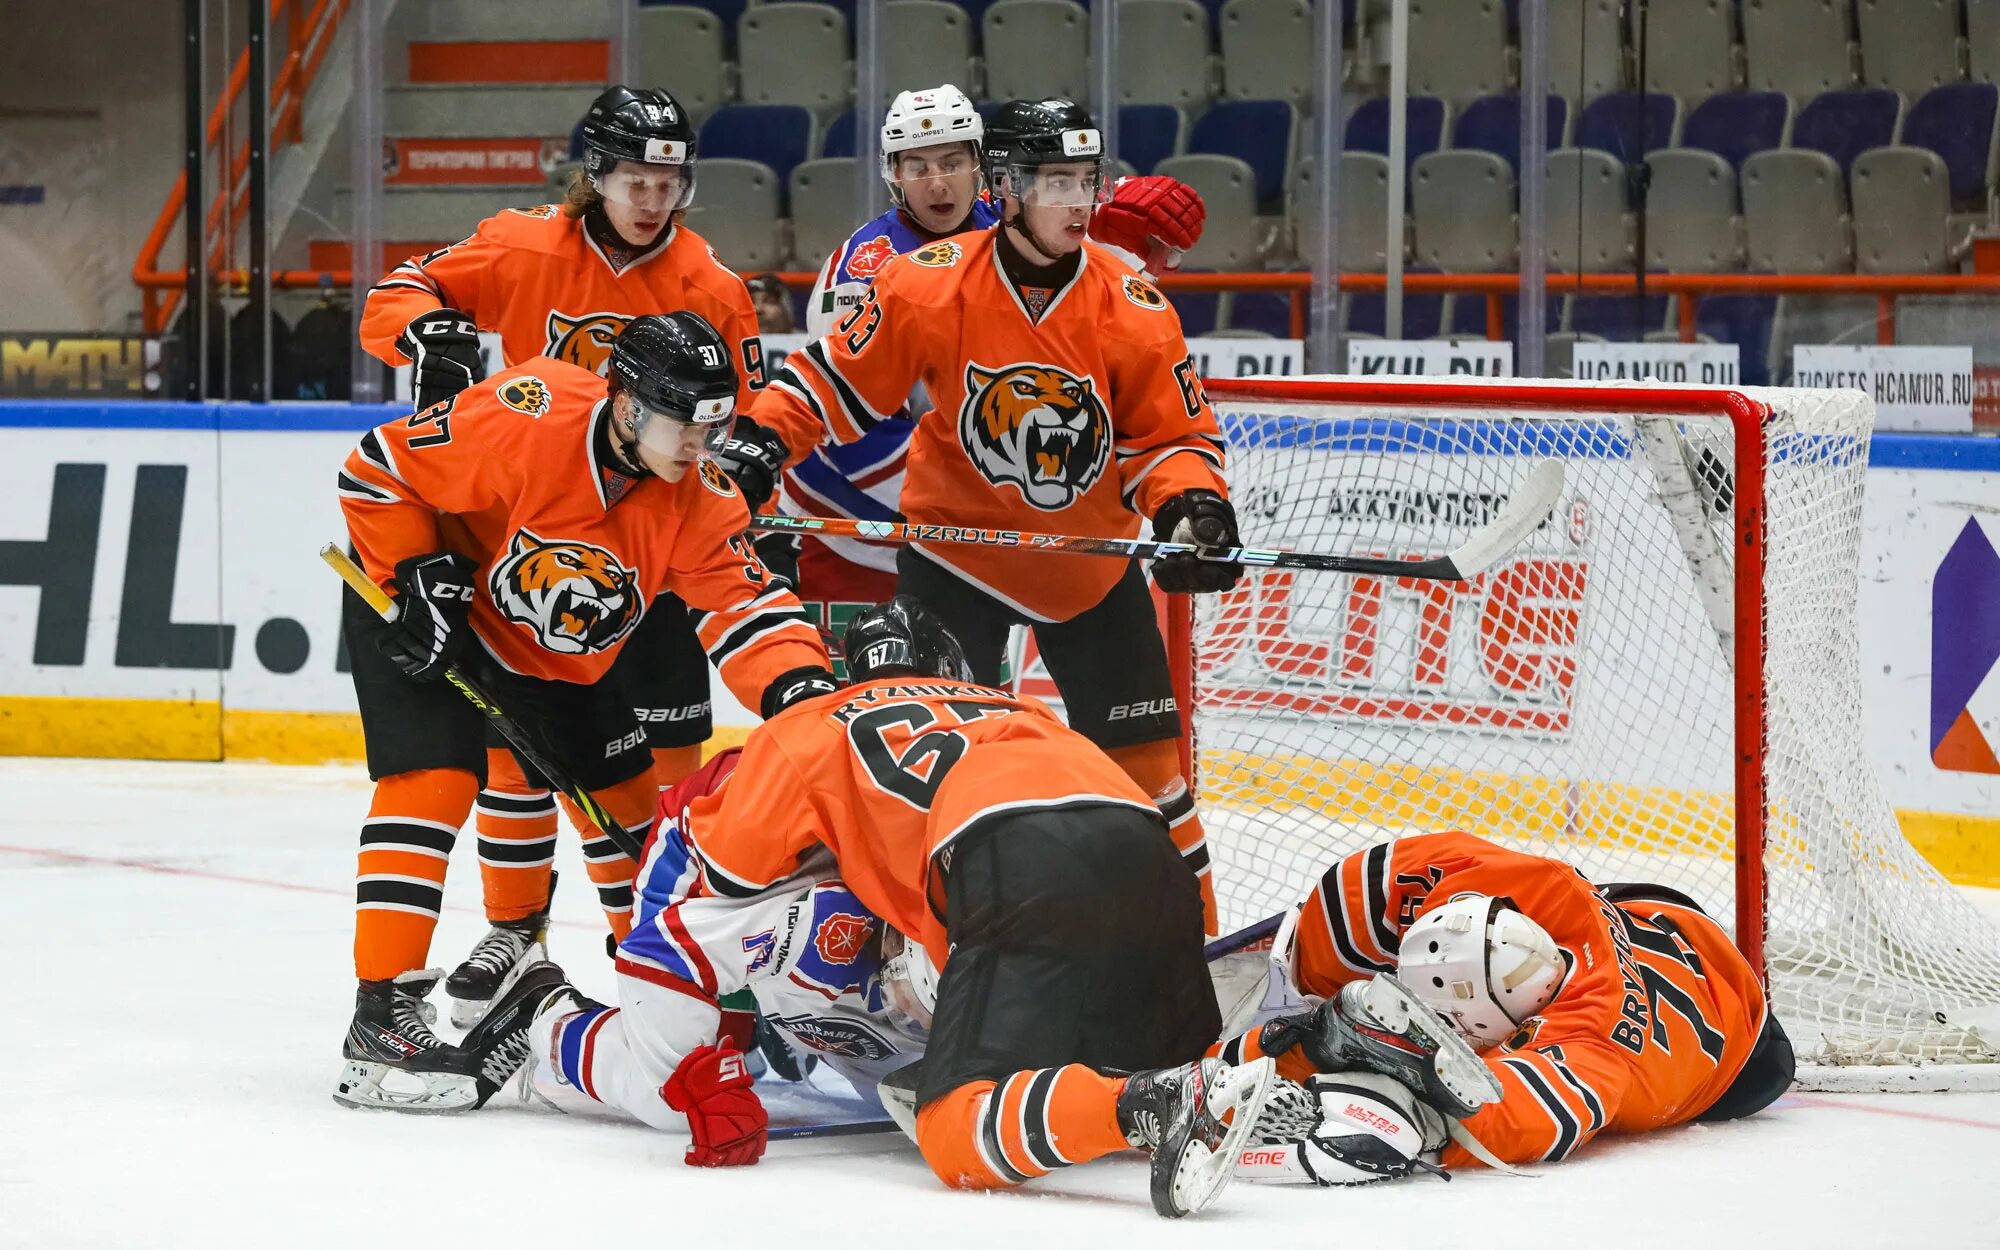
left=1445, top=458, right=1566, bottom=578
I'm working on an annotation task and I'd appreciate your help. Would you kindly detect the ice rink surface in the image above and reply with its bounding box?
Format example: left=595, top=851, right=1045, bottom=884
left=5, top=758, right=1998, bottom=1250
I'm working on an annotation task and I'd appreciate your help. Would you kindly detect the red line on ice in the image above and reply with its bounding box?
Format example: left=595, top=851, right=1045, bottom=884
left=1785, top=1093, right=2000, bottom=1131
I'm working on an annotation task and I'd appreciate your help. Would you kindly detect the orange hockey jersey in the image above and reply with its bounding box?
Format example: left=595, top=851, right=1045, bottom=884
left=360, top=204, right=766, bottom=406
left=746, top=230, right=1227, bottom=622
left=1286, top=832, right=1768, bottom=1168
left=678, top=678, right=1159, bottom=964
left=337, top=356, right=826, bottom=703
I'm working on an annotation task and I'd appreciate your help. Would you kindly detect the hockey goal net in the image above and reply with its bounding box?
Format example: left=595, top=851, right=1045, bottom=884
left=1181, top=376, right=2000, bottom=1085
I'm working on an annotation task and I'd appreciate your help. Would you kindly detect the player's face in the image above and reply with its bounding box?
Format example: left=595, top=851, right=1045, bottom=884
left=892, top=142, right=981, bottom=234
left=615, top=390, right=730, bottom=481
left=1012, top=161, right=1103, bottom=259
left=597, top=160, right=689, bottom=246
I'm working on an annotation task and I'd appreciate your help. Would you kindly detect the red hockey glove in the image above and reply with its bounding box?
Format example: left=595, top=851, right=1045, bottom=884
left=661, top=1043, right=767, bottom=1167
left=1090, top=175, right=1207, bottom=276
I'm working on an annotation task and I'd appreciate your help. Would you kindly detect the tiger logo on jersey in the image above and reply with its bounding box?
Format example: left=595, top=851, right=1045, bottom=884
left=489, top=528, right=643, bottom=655
left=959, top=362, right=1110, bottom=510
left=545, top=310, right=632, bottom=375
left=498, top=375, right=551, bottom=417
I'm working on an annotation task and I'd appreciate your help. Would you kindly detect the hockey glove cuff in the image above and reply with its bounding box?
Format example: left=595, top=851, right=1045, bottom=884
left=397, top=310, right=485, bottom=413
left=713, top=416, right=790, bottom=513
left=761, top=665, right=839, bottom=718
left=377, top=551, right=480, bottom=681
left=1150, top=488, right=1243, bottom=594
left=661, top=1043, right=767, bottom=1167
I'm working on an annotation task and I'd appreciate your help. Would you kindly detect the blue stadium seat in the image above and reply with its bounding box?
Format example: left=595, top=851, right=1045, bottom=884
left=1900, top=83, right=2000, bottom=206
left=822, top=109, right=857, bottom=159
left=1792, top=89, right=1903, bottom=175
left=1169, top=290, right=1222, bottom=336
left=1120, top=104, right=1186, bottom=175
left=1225, top=291, right=1293, bottom=336
left=1680, top=92, right=1791, bottom=172
left=1186, top=98, right=1297, bottom=206
left=1345, top=288, right=1449, bottom=339
left=1574, top=93, right=1678, bottom=162
left=1345, top=96, right=1449, bottom=176
left=641, top=0, right=748, bottom=36
left=1452, top=94, right=1570, bottom=173
left=1567, top=294, right=1669, bottom=340
left=1690, top=294, right=1777, bottom=386
left=701, top=105, right=816, bottom=196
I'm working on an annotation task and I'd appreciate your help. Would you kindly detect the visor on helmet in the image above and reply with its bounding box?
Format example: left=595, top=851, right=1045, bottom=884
left=630, top=392, right=735, bottom=459
left=593, top=158, right=695, bottom=212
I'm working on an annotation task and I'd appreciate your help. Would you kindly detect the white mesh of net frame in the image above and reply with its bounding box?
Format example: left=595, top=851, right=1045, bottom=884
left=1190, top=380, right=2000, bottom=1083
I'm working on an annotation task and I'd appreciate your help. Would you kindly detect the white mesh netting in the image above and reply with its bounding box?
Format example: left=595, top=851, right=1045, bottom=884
left=1192, top=379, right=2000, bottom=1081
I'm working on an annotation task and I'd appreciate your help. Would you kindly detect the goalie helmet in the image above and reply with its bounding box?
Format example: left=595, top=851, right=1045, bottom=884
left=841, top=595, right=973, bottom=685
left=879, top=926, right=939, bottom=1031
left=880, top=85, right=984, bottom=199
left=578, top=85, right=698, bottom=210
left=1397, top=894, right=1566, bottom=1049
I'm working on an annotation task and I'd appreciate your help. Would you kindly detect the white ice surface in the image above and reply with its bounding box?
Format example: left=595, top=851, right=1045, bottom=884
left=4, top=758, right=1998, bottom=1250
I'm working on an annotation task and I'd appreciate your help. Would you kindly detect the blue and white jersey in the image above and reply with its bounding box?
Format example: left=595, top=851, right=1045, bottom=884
left=785, top=202, right=1003, bottom=574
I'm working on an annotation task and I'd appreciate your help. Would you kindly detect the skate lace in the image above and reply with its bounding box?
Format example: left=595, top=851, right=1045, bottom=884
left=479, top=1026, right=536, bottom=1087
left=392, top=993, right=444, bottom=1047
left=464, top=924, right=534, bottom=977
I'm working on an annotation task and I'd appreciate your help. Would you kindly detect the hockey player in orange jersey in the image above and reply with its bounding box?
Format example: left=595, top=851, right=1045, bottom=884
left=732, top=97, right=1236, bottom=932
left=359, top=86, right=777, bottom=1024
left=332, top=313, right=836, bottom=1112
left=1221, top=832, right=1797, bottom=1182
left=490, top=598, right=1278, bottom=1217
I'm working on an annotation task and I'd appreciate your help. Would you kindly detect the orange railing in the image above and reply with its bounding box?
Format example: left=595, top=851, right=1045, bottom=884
left=132, top=0, right=352, bottom=334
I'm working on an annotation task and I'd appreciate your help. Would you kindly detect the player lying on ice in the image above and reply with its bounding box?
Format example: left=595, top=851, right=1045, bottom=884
left=440, top=600, right=1501, bottom=1217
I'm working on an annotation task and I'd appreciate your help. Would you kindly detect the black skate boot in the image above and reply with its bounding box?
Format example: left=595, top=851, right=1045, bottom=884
left=334, top=969, right=480, bottom=1112
left=1116, top=1056, right=1276, bottom=1219
left=455, top=961, right=579, bottom=1108
left=445, top=870, right=556, bottom=1028
left=1260, top=973, right=1503, bottom=1119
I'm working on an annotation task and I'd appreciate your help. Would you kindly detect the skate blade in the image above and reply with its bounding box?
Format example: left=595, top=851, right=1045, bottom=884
left=1164, top=1057, right=1276, bottom=1219
left=1367, top=975, right=1503, bottom=1114
left=332, top=1060, right=478, bottom=1114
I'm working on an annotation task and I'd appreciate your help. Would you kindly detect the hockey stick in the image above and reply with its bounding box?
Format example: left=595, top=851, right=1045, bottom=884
left=769, top=912, right=1293, bottom=1143
left=319, top=544, right=645, bottom=863
left=748, top=459, right=1566, bottom=582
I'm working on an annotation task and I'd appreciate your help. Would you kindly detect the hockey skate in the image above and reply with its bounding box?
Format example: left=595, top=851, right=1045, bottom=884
left=1117, top=1056, right=1276, bottom=1219
left=1263, top=973, right=1503, bottom=1120
left=334, top=969, right=481, bottom=1112
left=455, top=961, right=578, bottom=1108
left=445, top=870, right=556, bottom=1028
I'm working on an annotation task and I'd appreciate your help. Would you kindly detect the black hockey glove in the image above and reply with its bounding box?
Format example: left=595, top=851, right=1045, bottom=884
left=712, top=416, right=790, bottom=512
left=1149, top=488, right=1243, bottom=594
left=377, top=551, right=480, bottom=682
left=761, top=665, right=839, bottom=718
left=753, top=531, right=801, bottom=594
left=397, top=309, right=485, bottom=412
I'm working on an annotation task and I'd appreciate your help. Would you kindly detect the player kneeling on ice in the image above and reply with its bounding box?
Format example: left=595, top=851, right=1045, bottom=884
left=456, top=598, right=1278, bottom=1218
left=1222, top=832, right=1797, bottom=1183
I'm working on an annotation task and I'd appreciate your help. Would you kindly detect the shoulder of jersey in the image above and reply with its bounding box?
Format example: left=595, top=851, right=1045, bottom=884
left=666, top=223, right=746, bottom=286
left=876, top=230, right=988, bottom=300
left=477, top=202, right=576, bottom=254
left=484, top=356, right=602, bottom=421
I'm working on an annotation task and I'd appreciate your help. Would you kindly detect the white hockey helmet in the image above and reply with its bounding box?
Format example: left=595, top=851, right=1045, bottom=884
left=880, top=85, right=984, bottom=197
left=880, top=926, right=939, bottom=1031
left=1398, top=894, right=1565, bottom=1049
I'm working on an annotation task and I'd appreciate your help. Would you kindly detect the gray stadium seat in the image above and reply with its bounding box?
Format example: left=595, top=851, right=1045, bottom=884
left=1643, top=0, right=1739, bottom=103
left=1546, top=149, right=1632, bottom=271
left=1543, top=331, right=1604, bottom=379
left=1741, top=150, right=1853, bottom=271
left=1856, top=0, right=1964, bottom=98
left=1154, top=154, right=1263, bottom=268
left=789, top=158, right=862, bottom=270
left=1411, top=150, right=1518, bottom=270
left=1291, top=153, right=1400, bottom=271
left=885, top=1, right=975, bottom=102
left=636, top=5, right=732, bottom=122
left=740, top=3, right=852, bottom=117
left=1119, top=0, right=1216, bottom=110
left=984, top=0, right=1091, bottom=102
left=1408, top=0, right=1512, bottom=104
left=1973, top=0, right=2000, bottom=86
left=1645, top=149, right=1743, bottom=271
left=684, top=158, right=786, bottom=271
left=1548, top=0, right=1625, bottom=101
left=1742, top=0, right=1856, bottom=100
left=1769, top=295, right=1882, bottom=381
left=1220, top=0, right=1314, bottom=106
left=1850, top=148, right=1955, bottom=273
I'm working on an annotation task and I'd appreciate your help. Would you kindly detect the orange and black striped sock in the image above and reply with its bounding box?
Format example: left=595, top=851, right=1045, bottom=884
left=560, top=771, right=658, bottom=942
left=354, top=768, right=478, bottom=983
left=649, top=743, right=704, bottom=790
left=475, top=747, right=557, bottom=924
left=915, top=1066, right=1130, bottom=1190
left=1107, top=740, right=1217, bottom=936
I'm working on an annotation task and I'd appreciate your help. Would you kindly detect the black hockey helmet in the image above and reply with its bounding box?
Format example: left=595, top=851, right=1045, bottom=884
left=606, top=313, right=738, bottom=451
left=841, top=596, right=974, bottom=685
left=982, top=97, right=1105, bottom=187
left=579, top=86, right=698, bottom=208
